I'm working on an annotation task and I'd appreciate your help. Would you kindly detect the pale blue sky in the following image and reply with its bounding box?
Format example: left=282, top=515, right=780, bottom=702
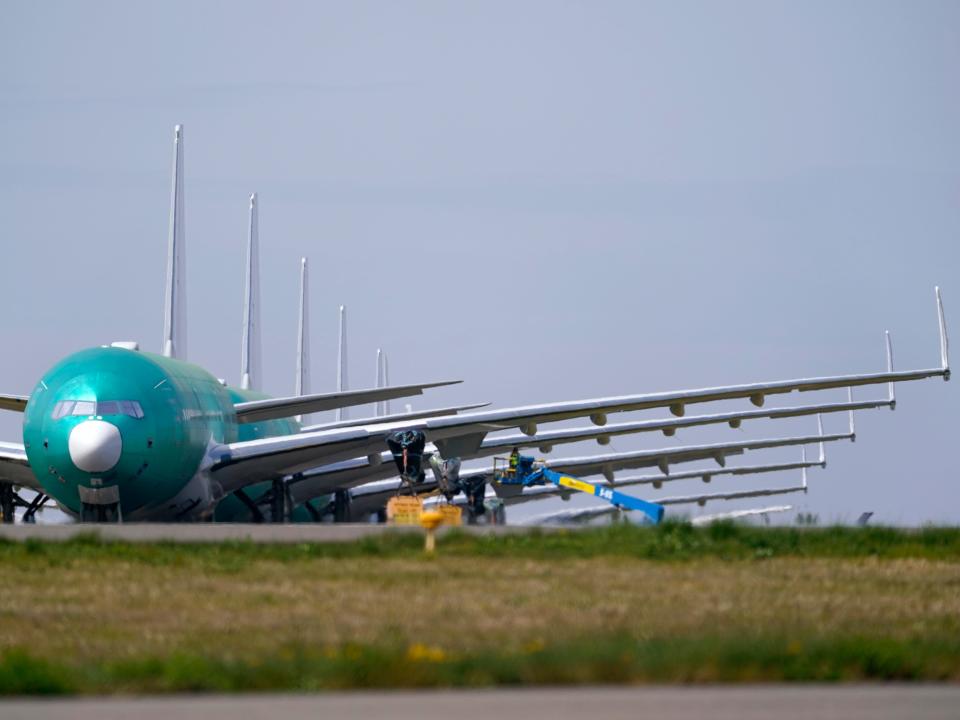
left=2, top=1, right=958, bottom=523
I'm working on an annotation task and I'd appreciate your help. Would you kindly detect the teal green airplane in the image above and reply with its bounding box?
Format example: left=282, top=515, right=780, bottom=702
left=0, top=126, right=952, bottom=523
left=0, top=126, right=460, bottom=522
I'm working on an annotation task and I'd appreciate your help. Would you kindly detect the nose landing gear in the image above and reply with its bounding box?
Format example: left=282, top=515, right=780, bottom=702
left=80, top=502, right=122, bottom=523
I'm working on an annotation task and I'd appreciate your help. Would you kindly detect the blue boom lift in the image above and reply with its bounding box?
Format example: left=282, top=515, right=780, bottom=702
left=493, top=452, right=665, bottom=524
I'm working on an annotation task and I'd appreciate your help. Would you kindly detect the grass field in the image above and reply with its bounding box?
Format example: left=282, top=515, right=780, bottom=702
left=2, top=523, right=959, bottom=693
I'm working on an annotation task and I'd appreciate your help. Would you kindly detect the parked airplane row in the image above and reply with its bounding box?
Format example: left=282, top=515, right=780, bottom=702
left=0, top=126, right=951, bottom=524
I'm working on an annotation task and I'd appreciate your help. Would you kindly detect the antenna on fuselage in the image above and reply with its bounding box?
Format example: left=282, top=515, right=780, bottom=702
left=336, top=305, right=348, bottom=421
left=162, top=124, right=187, bottom=360
left=296, top=257, right=311, bottom=423
left=240, top=193, right=262, bottom=391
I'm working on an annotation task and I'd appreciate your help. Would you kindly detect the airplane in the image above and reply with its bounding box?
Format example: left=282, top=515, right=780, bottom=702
left=0, top=125, right=952, bottom=523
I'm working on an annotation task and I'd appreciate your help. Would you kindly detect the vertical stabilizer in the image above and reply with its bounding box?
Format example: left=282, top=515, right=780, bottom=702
left=240, top=193, right=262, bottom=391
left=295, top=257, right=311, bottom=423
left=336, top=305, right=349, bottom=421
left=162, top=125, right=187, bottom=359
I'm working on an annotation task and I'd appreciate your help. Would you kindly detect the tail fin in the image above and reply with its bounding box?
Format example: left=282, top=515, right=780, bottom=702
left=336, top=305, right=348, bottom=422
left=162, top=125, right=187, bottom=359
left=239, top=193, right=261, bottom=391
left=295, top=257, right=311, bottom=422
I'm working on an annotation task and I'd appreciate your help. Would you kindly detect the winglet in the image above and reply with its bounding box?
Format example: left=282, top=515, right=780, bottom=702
left=846, top=388, right=856, bottom=440
left=937, top=286, right=950, bottom=380
left=817, top=414, right=827, bottom=462
left=162, top=124, right=187, bottom=360
left=885, top=330, right=896, bottom=409
left=375, top=348, right=384, bottom=417
left=383, top=352, right=391, bottom=415
left=240, top=193, right=261, bottom=391
left=295, top=257, right=311, bottom=421
left=336, top=305, right=349, bottom=422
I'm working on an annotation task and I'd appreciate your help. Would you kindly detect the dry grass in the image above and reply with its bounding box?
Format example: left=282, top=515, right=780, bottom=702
left=2, top=527, right=959, bottom=691
left=3, top=554, right=959, bottom=662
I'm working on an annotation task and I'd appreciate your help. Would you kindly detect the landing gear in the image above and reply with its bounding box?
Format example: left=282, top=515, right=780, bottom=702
left=21, top=493, right=49, bottom=524
left=333, top=489, right=351, bottom=523
left=0, top=483, right=15, bottom=524
left=269, top=478, right=293, bottom=523
left=80, top=502, right=121, bottom=522
left=0, top=484, right=49, bottom=524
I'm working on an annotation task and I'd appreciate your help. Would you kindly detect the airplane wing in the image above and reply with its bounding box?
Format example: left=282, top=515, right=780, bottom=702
left=0, top=442, right=41, bottom=489
left=342, top=428, right=843, bottom=519
left=496, top=444, right=823, bottom=506
left=285, top=395, right=866, bottom=505
left=691, top=505, right=794, bottom=525
left=212, top=374, right=876, bottom=492
left=233, top=380, right=462, bottom=424
left=299, top=402, right=490, bottom=433
left=211, top=289, right=946, bottom=494
left=0, top=395, right=28, bottom=412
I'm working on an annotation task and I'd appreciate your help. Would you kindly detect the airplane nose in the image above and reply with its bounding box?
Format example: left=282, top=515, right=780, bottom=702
left=68, top=420, right=123, bottom=473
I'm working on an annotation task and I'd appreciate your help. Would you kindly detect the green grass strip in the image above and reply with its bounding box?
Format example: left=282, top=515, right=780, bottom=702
left=2, top=522, right=960, bottom=566
left=2, top=634, right=958, bottom=695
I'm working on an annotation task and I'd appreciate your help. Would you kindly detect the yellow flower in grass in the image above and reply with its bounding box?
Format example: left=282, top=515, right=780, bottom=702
left=523, top=639, right=545, bottom=654
left=406, top=643, right=447, bottom=662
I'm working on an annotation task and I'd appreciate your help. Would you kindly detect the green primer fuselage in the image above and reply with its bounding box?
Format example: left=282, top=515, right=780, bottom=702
left=22, top=346, right=300, bottom=520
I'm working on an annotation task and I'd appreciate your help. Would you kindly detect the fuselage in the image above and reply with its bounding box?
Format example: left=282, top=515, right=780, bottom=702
left=22, top=345, right=299, bottom=521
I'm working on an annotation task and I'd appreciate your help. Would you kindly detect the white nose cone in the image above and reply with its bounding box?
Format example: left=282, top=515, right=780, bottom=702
left=68, top=420, right=122, bottom=473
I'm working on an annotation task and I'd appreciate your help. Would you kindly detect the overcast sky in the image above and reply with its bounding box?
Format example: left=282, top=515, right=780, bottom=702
left=2, top=0, right=958, bottom=524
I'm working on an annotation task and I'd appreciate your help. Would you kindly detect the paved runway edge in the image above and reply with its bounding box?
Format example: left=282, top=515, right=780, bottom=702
left=2, top=686, right=960, bottom=720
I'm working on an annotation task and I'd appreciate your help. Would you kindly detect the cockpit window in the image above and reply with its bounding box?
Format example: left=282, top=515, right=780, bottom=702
left=96, top=401, right=119, bottom=416
left=72, top=400, right=96, bottom=416
left=51, top=400, right=144, bottom=419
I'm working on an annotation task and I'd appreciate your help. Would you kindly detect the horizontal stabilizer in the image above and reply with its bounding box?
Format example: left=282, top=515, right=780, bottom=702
left=233, top=380, right=461, bottom=424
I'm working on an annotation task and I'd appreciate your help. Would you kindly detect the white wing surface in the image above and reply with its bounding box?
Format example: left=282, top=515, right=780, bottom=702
left=233, top=380, right=461, bottom=424
left=284, top=396, right=863, bottom=504
left=341, top=429, right=845, bottom=518
left=0, top=442, right=41, bottom=489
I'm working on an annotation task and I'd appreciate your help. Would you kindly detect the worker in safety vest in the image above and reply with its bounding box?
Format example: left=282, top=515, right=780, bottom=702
left=508, top=447, right=520, bottom=477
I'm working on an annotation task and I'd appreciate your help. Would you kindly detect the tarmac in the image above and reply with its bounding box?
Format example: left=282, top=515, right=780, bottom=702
left=3, top=686, right=959, bottom=719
